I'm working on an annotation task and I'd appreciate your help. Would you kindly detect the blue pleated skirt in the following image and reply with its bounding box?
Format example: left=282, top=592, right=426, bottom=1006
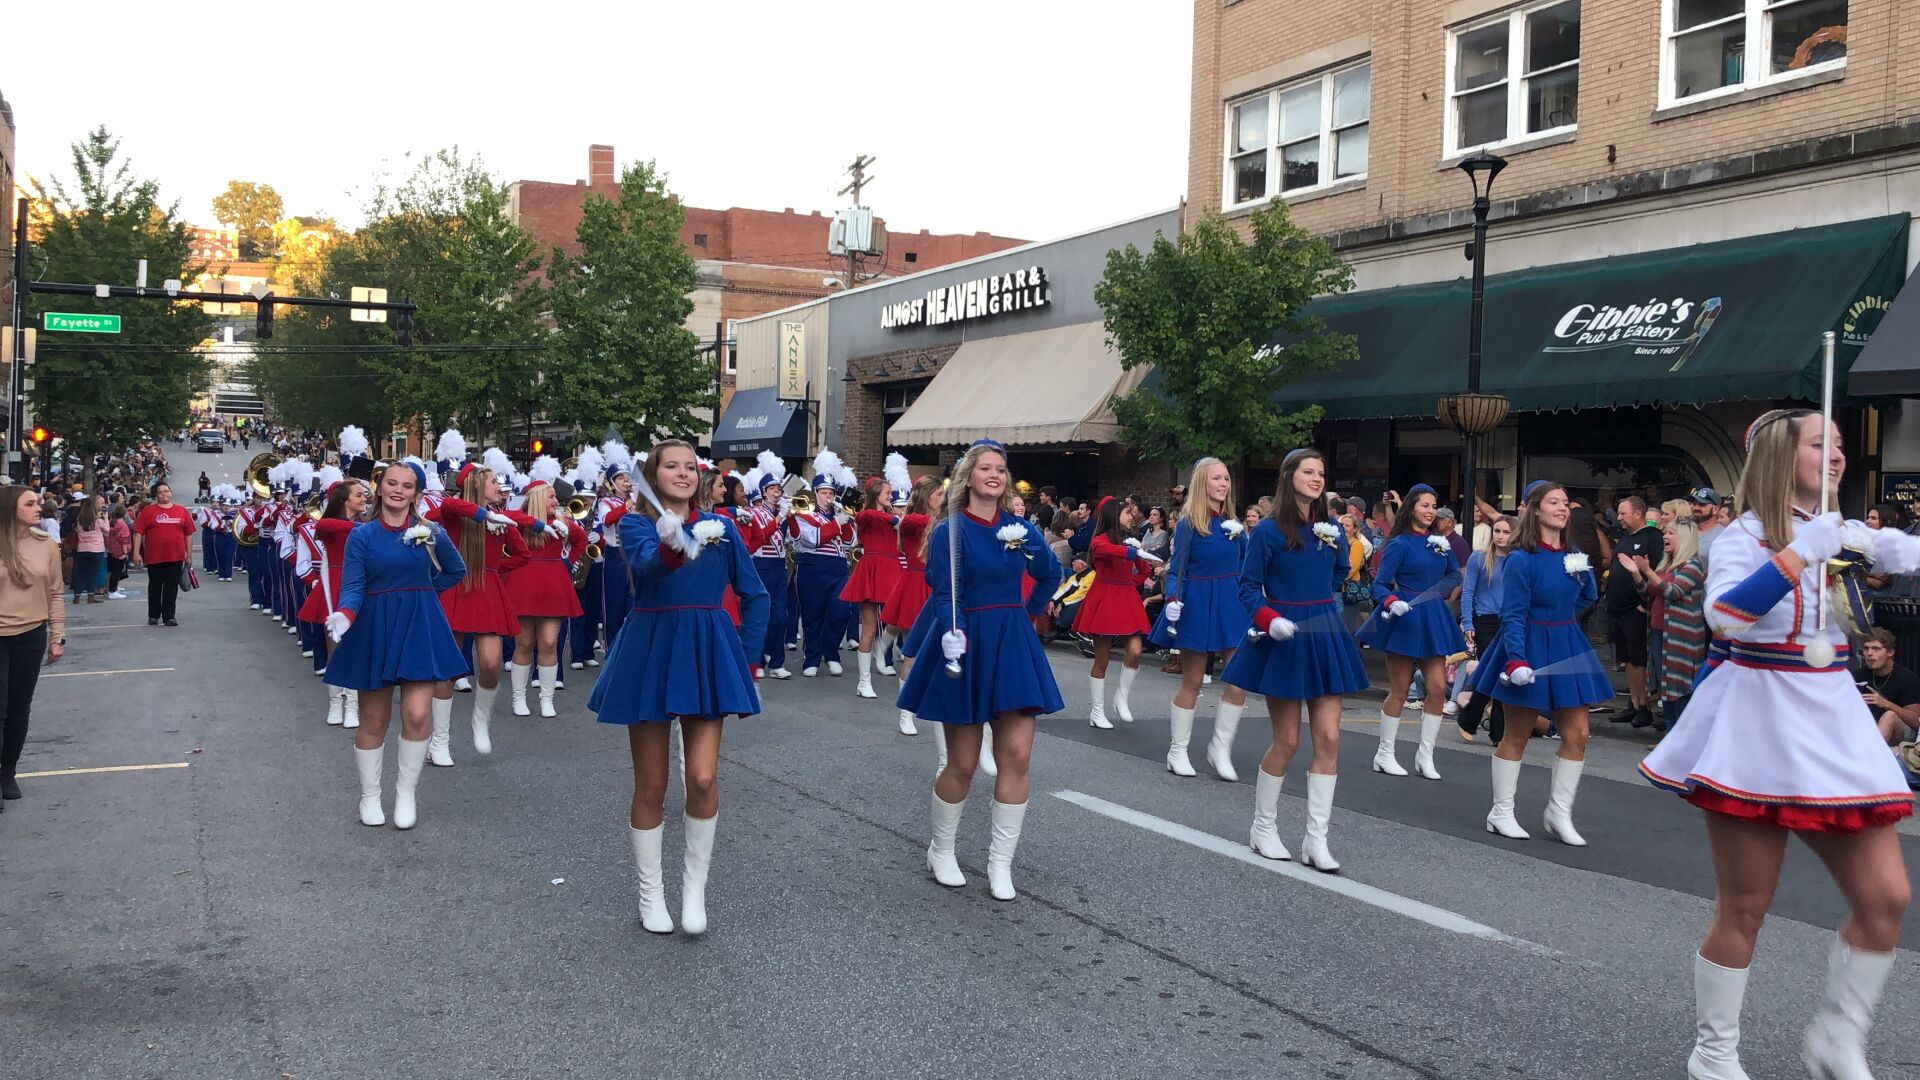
left=896, top=607, right=1063, bottom=725
left=1354, top=599, right=1466, bottom=659
left=1221, top=602, right=1368, bottom=700
left=1148, top=575, right=1250, bottom=652
left=324, top=589, right=470, bottom=691
left=589, top=608, right=762, bottom=724
left=1472, top=621, right=1613, bottom=711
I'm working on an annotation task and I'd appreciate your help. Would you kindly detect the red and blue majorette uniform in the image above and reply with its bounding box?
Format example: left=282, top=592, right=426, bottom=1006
left=1072, top=533, right=1154, bottom=637
left=840, top=508, right=906, bottom=605
left=881, top=512, right=933, bottom=637
left=323, top=518, right=469, bottom=690
left=787, top=496, right=853, bottom=670
left=587, top=509, right=771, bottom=724
left=428, top=497, right=531, bottom=638
left=895, top=510, right=1063, bottom=725
left=1469, top=542, right=1613, bottom=710
left=297, top=518, right=354, bottom=619
left=1222, top=518, right=1368, bottom=700
left=597, top=492, right=633, bottom=648
left=737, top=478, right=792, bottom=671
left=506, top=504, right=587, bottom=620
left=1641, top=511, right=1916, bottom=831
left=1354, top=528, right=1467, bottom=659
left=1150, top=513, right=1252, bottom=652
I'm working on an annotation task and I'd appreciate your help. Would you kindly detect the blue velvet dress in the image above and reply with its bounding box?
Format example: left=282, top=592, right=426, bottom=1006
left=1221, top=519, right=1369, bottom=700
left=1353, top=531, right=1467, bottom=659
left=895, top=511, right=1063, bottom=726
left=1148, top=515, right=1251, bottom=651
left=1471, top=544, right=1613, bottom=710
left=588, top=509, right=771, bottom=725
left=324, top=519, right=469, bottom=691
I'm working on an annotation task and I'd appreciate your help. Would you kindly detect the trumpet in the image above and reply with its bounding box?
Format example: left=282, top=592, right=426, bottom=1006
left=789, top=488, right=814, bottom=513
left=567, top=495, right=594, bottom=521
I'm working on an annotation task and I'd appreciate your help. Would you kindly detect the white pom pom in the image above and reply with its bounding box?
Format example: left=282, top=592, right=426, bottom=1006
left=1804, top=639, right=1836, bottom=669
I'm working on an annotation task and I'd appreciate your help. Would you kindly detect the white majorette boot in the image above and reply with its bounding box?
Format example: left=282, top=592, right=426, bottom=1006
left=986, top=800, right=1027, bottom=901
left=1413, top=711, right=1444, bottom=780
left=1088, top=676, right=1111, bottom=729
left=1802, top=935, right=1895, bottom=1080
left=680, top=813, right=717, bottom=936
left=509, top=661, right=531, bottom=717
left=1485, top=756, right=1530, bottom=839
left=1207, top=700, right=1244, bottom=782
left=855, top=651, right=877, bottom=698
left=353, top=745, right=385, bottom=826
left=933, top=723, right=949, bottom=771
left=628, top=824, right=674, bottom=934
left=1114, top=665, right=1138, bottom=723
left=1542, top=757, right=1588, bottom=846
left=874, top=629, right=897, bottom=676
left=1299, top=773, right=1340, bottom=873
left=470, top=684, right=497, bottom=755
left=428, top=695, right=455, bottom=767
left=1249, top=769, right=1292, bottom=861
left=1166, top=704, right=1198, bottom=777
left=325, top=685, right=346, bottom=726
left=979, top=723, right=998, bottom=777
left=927, top=793, right=967, bottom=887
left=897, top=708, right=918, bottom=736
left=392, top=737, right=428, bottom=830
left=1372, top=709, right=1409, bottom=776
left=342, top=689, right=360, bottom=730
left=1687, top=953, right=1752, bottom=1080
left=537, top=664, right=559, bottom=718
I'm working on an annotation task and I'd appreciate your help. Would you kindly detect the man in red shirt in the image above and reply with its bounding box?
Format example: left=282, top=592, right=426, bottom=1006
left=133, top=483, right=196, bottom=626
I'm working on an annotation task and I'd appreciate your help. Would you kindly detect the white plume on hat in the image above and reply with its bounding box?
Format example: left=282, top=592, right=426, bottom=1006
left=601, top=439, right=633, bottom=477
left=287, top=459, right=315, bottom=493
left=741, top=466, right=764, bottom=493
left=834, top=463, right=857, bottom=490
left=884, top=452, right=911, bottom=498
left=811, top=449, right=844, bottom=490
left=755, top=450, right=787, bottom=486
left=267, top=462, right=290, bottom=487
left=435, top=428, right=467, bottom=465
left=575, top=446, right=605, bottom=488
left=482, top=446, right=513, bottom=479
left=337, top=425, right=369, bottom=459
left=528, top=455, right=562, bottom=486
left=314, top=465, right=343, bottom=491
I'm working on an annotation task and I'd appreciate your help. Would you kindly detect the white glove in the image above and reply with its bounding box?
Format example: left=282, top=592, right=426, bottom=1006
left=1388, top=600, right=1412, bottom=617
left=1164, top=600, right=1184, bottom=624
left=1868, top=525, right=1920, bottom=575
left=1124, top=537, right=1141, bottom=548
left=1787, top=511, right=1845, bottom=564
left=941, top=629, right=967, bottom=662
left=654, top=511, right=700, bottom=560
left=325, top=611, right=352, bottom=643
left=1267, top=616, right=1297, bottom=641
left=1135, top=549, right=1165, bottom=566
left=1506, top=665, right=1535, bottom=687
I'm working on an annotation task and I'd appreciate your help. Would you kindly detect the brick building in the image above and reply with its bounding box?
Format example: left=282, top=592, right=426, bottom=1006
left=0, top=91, right=13, bottom=356
left=186, top=225, right=240, bottom=264
left=1190, top=0, right=1920, bottom=510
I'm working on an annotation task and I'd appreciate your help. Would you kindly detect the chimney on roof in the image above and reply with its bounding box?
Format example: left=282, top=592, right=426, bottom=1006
left=588, top=144, right=615, bottom=187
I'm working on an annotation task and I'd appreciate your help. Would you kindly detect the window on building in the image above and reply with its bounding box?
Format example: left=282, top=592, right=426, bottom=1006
left=1664, top=0, right=1846, bottom=105
left=723, top=319, right=738, bottom=375
left=693, top=233, right=708, bottom=248
left=1447, top=0, right=1580, bottom=155
left=904, top=252, right=918, bottom=264
left=1223, top=60, right=1370, bottom=209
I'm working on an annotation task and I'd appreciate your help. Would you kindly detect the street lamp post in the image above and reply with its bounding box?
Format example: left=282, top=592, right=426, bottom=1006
left=1439, top=152, right=1509, bottom=530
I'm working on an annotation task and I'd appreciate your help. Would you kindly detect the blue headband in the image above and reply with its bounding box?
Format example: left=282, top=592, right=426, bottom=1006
left=403, top=461, right=428, bottom=492
left=1406, top=483, right=1435, bottom=498
left=972, top=438, right=1006, bottom=455
left=1523, top=479, right=1552, bottom=503
left=1280, top=448, right=1316, bottom=468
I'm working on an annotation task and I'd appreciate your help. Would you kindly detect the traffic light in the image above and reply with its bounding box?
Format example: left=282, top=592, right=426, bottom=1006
left=530, top=438, right=545, bottom=455
left=256, top=298, right=274, bottom=340
left=31, top=426, right=48, bottom=445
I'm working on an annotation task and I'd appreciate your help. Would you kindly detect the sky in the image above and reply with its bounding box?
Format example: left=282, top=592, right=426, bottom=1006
left=6, top=1, right=1193, bottom=243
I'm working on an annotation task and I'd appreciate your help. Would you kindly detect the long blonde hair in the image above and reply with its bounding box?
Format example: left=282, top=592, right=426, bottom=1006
left=925, top=444, right=1010, bottom=559
left=457, top=466, right=494, bottom=592
left=1733, top=408, right=1817, bottom=552
left=1659, top=517, right=1701, bottom=572
left=523, top=485, right=555, bottom=550
left=1181, top=457, right=1236, bottom=538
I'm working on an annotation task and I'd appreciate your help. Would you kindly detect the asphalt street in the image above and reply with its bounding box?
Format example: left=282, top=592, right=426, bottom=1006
left=5, top=445, right=1919, bottom=1079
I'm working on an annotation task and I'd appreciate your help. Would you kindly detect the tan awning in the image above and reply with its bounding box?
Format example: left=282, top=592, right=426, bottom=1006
left=885, top=321, right=1146, bottom=447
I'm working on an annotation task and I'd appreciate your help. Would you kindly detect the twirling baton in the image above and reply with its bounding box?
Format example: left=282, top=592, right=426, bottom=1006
left=1167, top=521, right=1193, bottom=640
left=945, top=515, right=963, bottom=678
left=1806, top=330, right=1840, bottom=670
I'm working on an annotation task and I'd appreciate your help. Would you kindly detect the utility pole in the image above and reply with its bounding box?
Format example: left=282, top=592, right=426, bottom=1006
left=838, top=156, right=876, bottom=289
left=9, top=197, right=27, bottom=483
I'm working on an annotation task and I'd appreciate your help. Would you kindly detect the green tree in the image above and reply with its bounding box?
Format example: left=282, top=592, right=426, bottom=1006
left=547, top=160, right=709, bottom=440
left=210, top=180, right=285, bottom=259
left=27, top=127, right=213, bottom=477
left=1095, top=200, right=1357, bottom=465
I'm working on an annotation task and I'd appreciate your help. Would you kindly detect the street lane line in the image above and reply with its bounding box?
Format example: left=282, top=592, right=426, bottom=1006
left=64, top=624, right=152, bottom=631
left=43, top=667, right=175, bottom=678
left=1053, top=789, right=1567, bottom=960
left=16, top=762, right=191, bottom=778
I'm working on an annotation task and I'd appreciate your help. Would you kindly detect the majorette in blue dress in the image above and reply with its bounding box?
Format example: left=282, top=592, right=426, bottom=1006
left=1148, top=514, right=1252, bottom=652
left=1469, top=543, right=1613, bottom=711
left=587, top=508, right=771, bottom=725
left=324, top=519, right=470, bottom=691
left=1353, top=530, right=1467, bottom=658
left=895, top=510, right=1064, bottom=726
left=1221, top=518, right=1369, bottom=700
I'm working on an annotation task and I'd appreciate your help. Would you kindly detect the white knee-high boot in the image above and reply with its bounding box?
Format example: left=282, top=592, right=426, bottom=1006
left=1087, top=675, right=1111, bottom=729
left=1542, top=757, right=1588, bottom=846
left=1249, top=769, right=1291, bottom=860
left=1372, top=708, right=1408, bottom=776
left=628, top=824, right=673, bottom=933
left=986, top=800, right=1027, bottom=901
left=1114, top=665, right=1137, bottom=723
left=509, top=661, right=531, bottom=717
left=1485, top=756, right=1530, bottom=839
left=1166, top=705, right=1197, bottom=777
left=1803, top=935, right=1895, bottom=1080
left=471, top=685, right=497, bottom=755
left=342, top=688, right=360, bottom=729
left=874, top=628, right=897, bottom=676
left=392, top=737, right=428, bottom=830
left=979, top=723, right=997, bottom=776
left=325, top=685, right=346, bottom=726
left=681, top=813, right=716, bottom=935
left=428, top=696, right=455, bottom=767
left=537, top=664, right=559, bottom=718
left=353, top=745, right=385, bottom=826
left=1207, top=700, right=1244, bottom=781
left=927, top=792, right=966, bottom=887
left=1300, top=773, right=1339, bottom=873
left=1413, top=711, right=1444, bottom=780
left=1688, top=953, right=1752, bottom=1080
left=855, top=650, right=877, bottom=698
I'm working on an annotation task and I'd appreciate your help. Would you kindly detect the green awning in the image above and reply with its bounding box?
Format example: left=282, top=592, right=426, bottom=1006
left=1263, top=215, right=1910, bottom=419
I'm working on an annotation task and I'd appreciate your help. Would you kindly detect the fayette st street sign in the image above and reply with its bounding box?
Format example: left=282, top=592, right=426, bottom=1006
left=42, top=312, right=122, bottom=334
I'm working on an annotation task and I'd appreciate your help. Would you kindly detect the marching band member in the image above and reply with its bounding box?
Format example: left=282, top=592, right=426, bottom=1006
left=597, top=441, right=637, bottom=656
left=883, top=475, right=942, bottom=738
left=1222, top=448, right=1366, bottom=871
left=196, top=500, right=220, bottom=576
left=298, top=473, right=366, bottom=727
left=212, top=488, right=239, bottom=582
left=1471, top=480, right=1610, bottom=845
left=788, top=451, right=854, bottom=678
left=506, top=461, right=586, bottom=719
left=567, top=446, right=607, bottom=673
left=840, top=472, right=906, bottom=701
left=587, top=439, right=769, bottom=936
left=427, top=463, right=530, bottom=764
left=324, top=461, right=467, bottom=830
left=736, top=454, right=794, bottom=678
left=1640, top=410, right=1915, bottom=1079
left=1151, top=457, right=1253, bottom=778
left=1354, top=483, right=1464, bottom=780
left=1075, top=496, right=1160, bottom=729
left=900, top=439, right=1060, bottom=901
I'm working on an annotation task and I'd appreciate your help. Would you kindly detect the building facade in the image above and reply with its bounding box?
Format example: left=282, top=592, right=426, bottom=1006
left=1191, top=0, right=1920, bottom=510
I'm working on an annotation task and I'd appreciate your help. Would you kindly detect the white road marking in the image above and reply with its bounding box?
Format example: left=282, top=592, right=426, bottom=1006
left=44, top=667, right=175, bottom=678
left=64, top=624, right=152, bottom=631
left=17, top=762, right=191, bottom=778
left=1052, top=789, right=1568, bottom=960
